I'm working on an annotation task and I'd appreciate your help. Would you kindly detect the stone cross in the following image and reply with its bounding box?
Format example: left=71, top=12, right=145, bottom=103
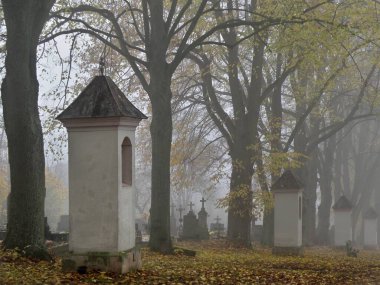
left=215, top=216, right=221, bottom=224
left=188, top=202, right=194, bottom=212
left=177, top=206, right=185, bottom=223
left=200, top=197, right=206, bottom=209
left=170, top=203, right=176, bottom=217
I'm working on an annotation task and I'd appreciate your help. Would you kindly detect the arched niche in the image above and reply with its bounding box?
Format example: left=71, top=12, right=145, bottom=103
left=122, top=137, right=132, bottom=186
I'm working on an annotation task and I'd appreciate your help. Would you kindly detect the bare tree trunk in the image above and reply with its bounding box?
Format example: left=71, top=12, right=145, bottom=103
left=316, top=136, right=335, bottom=244
left=227, top=124, right=254, bottom=246
left=1, top=0, right=55, bottom=259
left=149, top=81, right=173, bottom=253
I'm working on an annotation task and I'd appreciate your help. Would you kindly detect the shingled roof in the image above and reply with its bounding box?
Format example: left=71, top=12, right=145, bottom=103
left=272, top=170, right=303, bottom=191
left=332, top=195, right=353, bottom=210
left=364, top=207, right=378, bottom=219
left=56, top=76, right=147, bottom=121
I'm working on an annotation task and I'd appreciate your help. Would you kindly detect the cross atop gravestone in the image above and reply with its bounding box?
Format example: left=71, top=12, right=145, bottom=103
left=200, top=197, right=206, bottom=209
left=171, top=203, right=176, bottom=217
left=188, top=202, right=195, bottom=212
left=177, top=206, right=185, bottom=222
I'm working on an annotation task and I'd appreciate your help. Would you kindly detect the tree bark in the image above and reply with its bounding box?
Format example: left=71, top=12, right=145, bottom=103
left=316, top=136, right=335, bottom=245
left=1, top=0, right=55, bottom=258
left=143, top=1, right=174, bottom=253
left=148, top=75, right=173, bottom=253
left=227, top=120, right=255, bottom=246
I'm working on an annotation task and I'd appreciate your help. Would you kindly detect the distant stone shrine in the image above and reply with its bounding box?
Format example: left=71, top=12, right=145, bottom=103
left=197, top=198, right=209, bottom=240
left=57, top=75, right=147, bottom=273
left=272, top=170, right=304, bottom=256
left=363, top=207, right=378, bottom=249
left=332, top=195, right=353, bottom=247
left=57, top=214, right=69, bottom=232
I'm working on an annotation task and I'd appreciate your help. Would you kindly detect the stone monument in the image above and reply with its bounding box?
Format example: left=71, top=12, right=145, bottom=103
left=332, top=195, right=353, bottom=247
left=177, top=205, right=185, bottom=236
left=57, top=214, right=69, bottom=232
left=197, top=198, right=209, bottom=240
left=57, top=75, right=147, bottom=273
left=210, top=216, right=224, bottom=238
left=363, top=207, right=378, bottom=249
left=272, top=170, right=304, bottom=256
left=181, top=202, right=199, bottom=240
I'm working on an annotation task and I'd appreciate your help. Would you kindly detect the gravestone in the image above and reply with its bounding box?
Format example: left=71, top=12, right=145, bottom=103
left=363, top=207, right=378, bottom=249
left=57, top=214, right=69, bottom=232
left=252, top=225, right=263, bottom=242
left=272, top=170, right=304, bottom=256
left=45, top=217, right=52, bottom=240
left=181, top=202, right=200, bottom=240
left=210, top=216, right=225, bottom=238
left=197, top=198, right=209, bottom=240
left=57, top=75, right=146, bottom=273
left=170, top=203, right=177, bottom=237
left=177, top=206, right=185, bottom=236
left=332, top=195, right=353, bottom=247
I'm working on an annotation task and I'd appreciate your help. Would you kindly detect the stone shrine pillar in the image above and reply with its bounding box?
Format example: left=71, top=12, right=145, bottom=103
left=363, top=207, right=378, bottom=249
left=57, top=75, right=147, bottom=273
left=332, top=195, right=353, bottom=247
left=197, top=198, right=209, bottom=240
left=272, top=170, right=304, bottom=256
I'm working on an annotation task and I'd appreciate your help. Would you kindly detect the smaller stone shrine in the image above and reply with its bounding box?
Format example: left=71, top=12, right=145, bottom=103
left=57, top=74, right=146, bottom=273
left=197, top=198, right=209, bottom=240
left=272, top=170, right=304, bottom=256
left=181, top=202, right=199, bottom=240
left=363, top=207, right=378, bottom=249
left=57, top=214, right=69, bottom=232
left=332, top=195, right=353, bottom=247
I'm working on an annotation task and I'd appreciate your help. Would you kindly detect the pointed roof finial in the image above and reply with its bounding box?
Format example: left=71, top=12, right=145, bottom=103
left=99, top=56, right=105, bottom=76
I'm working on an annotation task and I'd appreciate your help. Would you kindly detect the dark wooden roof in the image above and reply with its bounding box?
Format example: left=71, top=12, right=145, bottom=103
left=272, top=170, right=303, bottom=190
left=364, top=207, right=378, bottom=219
left=56, top=76, right=147, bottom=121
left=332, top=195, right=353, bottom=210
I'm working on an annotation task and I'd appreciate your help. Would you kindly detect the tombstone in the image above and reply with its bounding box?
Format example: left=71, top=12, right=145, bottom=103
left=181, top=202, right=200, bottom=240
left=170, top=203, right=177, bottom=237
left=332, top=195, right=353, bottom=247
left=57, top=214, right=69, bottom=232
left=210, top=216, right=225, bottom=238
left=57, top=75, right=147, bottom=273
left=363, top=207, right=378, bottom=249
left=272, top=170, right=304, bottom=256
left=44, top=217, right=52, bottom=240
left=252, top=225, right=263, bottom=242
left=177, top=206, right=185, bottom=236
left=197, top=198, right=209, bottom=240
left=135, top=223, right=142, bottom=244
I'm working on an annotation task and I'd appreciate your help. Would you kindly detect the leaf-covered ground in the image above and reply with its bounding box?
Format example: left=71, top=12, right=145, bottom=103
left=0, top=241, right=380, bottom=284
